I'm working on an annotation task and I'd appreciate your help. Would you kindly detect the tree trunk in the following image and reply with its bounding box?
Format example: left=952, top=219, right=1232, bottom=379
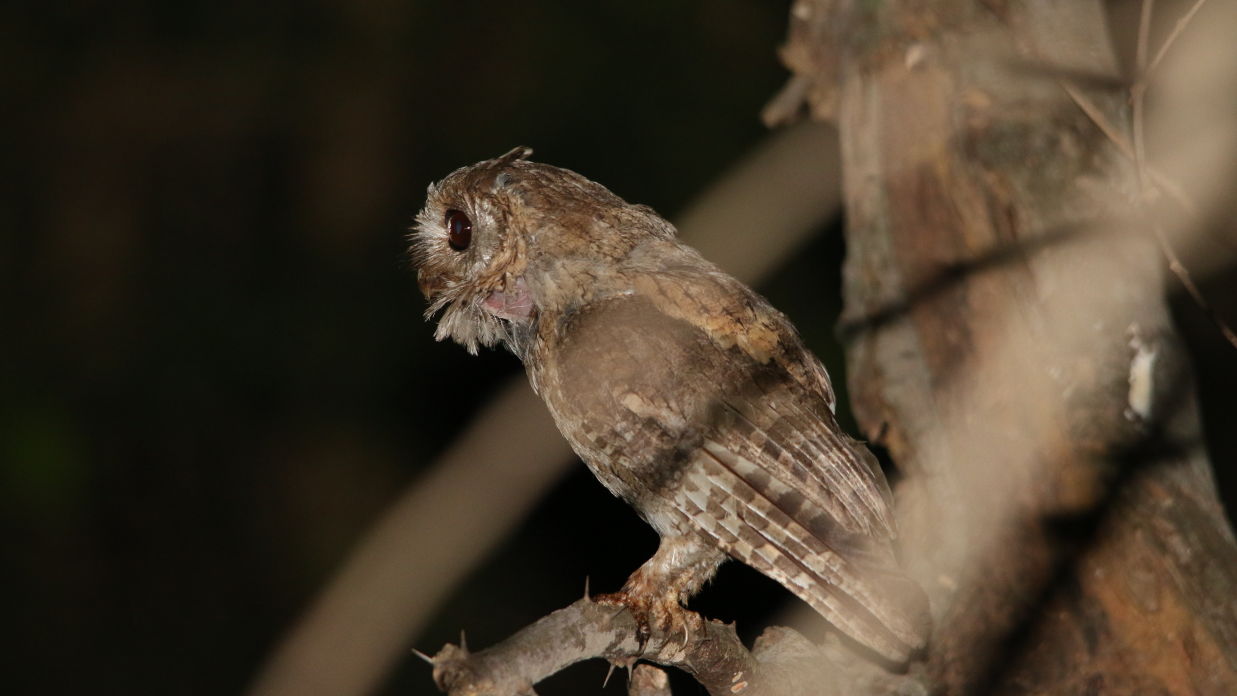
left=779, top=0, right=1237, bottom=693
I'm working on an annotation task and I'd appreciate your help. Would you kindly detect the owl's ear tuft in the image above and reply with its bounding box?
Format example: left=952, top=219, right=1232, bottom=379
left=492, top=147, right=532, bottom=190
left=498, top=146, right=533, bottom=163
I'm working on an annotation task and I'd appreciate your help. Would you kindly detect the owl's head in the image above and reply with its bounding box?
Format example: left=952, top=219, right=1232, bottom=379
left=410, top=147, right=674, bottom=356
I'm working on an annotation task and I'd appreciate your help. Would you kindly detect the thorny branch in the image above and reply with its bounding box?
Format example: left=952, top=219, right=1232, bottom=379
left=423, top=594, right=921, bottom=696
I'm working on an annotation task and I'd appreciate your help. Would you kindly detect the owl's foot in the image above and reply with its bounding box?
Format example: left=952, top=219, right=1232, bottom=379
left=596, top=583, right=705, bottom=658
left=594, top=536, right=723, bottom=657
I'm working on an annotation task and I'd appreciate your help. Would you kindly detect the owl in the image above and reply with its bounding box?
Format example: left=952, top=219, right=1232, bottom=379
left=410, top=147, right=929, bottom=663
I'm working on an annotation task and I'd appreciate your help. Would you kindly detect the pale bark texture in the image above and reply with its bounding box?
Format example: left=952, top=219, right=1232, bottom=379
left=778, top=0, right=1237, bottom=694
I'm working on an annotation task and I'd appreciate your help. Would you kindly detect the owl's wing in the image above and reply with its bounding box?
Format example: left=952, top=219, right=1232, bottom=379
left=684, top=375, right=929, bottom=662
left=716, top=362, right=895, bottom=541
left=634, top=266, right=896, bottom=540
left=631, top=270, right=929, bottom=661
left=673, top=434, right=928, bottom=662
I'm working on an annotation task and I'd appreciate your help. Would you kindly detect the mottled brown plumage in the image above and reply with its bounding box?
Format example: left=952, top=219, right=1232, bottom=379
left=410, top=147, right=929, bottom=662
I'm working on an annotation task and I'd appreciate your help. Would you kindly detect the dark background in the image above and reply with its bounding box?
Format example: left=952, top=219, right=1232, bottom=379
left=2, top=2, right=1233, bottom=695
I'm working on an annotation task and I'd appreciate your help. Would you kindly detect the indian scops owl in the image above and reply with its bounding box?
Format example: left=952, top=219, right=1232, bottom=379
left=410, top=147, right=929, bottom=662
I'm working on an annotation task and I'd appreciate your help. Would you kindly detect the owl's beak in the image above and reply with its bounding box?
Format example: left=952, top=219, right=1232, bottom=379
left=417, top=273, right=441, bottom=301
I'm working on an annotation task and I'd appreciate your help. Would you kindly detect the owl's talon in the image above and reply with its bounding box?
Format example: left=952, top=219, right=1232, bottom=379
left=595, top=588, right=702, bottom=658
left=595, top=590, right=658, bottom=653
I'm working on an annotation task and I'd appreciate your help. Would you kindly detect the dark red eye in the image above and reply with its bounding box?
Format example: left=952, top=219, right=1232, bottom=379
left=445, top=209, right=472, bottom=251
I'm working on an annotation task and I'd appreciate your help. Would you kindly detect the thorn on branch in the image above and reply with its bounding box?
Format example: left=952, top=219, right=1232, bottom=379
left=1147, top=0, right=1211, bottom=78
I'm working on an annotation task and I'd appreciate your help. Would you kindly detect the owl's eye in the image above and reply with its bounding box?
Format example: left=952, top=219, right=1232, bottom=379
left=444, top=209, right=472, bottom=251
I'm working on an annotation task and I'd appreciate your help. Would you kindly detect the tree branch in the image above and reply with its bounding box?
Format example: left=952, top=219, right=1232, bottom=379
left=426, top=597, right=919, bottom=696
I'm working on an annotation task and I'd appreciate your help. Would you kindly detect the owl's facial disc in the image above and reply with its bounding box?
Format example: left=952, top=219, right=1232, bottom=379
left=409, top=172, right=540, bottom=355
left=415, top=208, right=474, bottom=301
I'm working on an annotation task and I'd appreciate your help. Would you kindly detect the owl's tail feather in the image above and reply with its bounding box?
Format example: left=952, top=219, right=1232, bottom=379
left=734, top=521, right=930, bottom=663
left=690, top=450, right=930, bottom=662
left=776, top=536, right=930, bottom=662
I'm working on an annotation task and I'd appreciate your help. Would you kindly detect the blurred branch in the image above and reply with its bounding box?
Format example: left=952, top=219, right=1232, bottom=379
left=1058, top=83, right=1195, bottom=215
left=1146, top=0, right=1209, bottom=77
left=248, top=385, right=568, bottom=696
left=246, top=120, right=843, bottom=696
left=1128, top=0, right=1236, bottom=350
left=1148, top=220, right=1237, bottom=349
left=674, top=121, right=843, bottom=281
left=780, top=0, right=1237, bottom=693
left=987, top=0, right=1235, bottom=350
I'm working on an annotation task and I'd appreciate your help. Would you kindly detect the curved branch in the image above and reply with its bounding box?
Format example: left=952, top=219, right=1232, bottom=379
left=426, top=597, right=901, bottom=696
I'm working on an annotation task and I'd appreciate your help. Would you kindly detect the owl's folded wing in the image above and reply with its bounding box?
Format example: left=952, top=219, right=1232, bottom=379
left=631, top=269, right=929, bottom=660
left=668, top=432, right=929, bottom=662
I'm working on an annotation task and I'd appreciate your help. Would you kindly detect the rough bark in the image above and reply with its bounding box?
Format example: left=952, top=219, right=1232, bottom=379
left=776, top=0, right=1237, bottom=693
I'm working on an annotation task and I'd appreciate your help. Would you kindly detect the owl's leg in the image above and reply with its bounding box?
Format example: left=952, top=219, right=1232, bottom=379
left=598, top=535, right=727, bottom=651
left=623, top=534, right=727, bottom=604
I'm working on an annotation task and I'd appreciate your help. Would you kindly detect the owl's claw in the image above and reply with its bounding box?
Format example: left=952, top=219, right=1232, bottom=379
left=595, top=590, right=652, bottom=651
left=595, top=588, right=702, bottom=658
